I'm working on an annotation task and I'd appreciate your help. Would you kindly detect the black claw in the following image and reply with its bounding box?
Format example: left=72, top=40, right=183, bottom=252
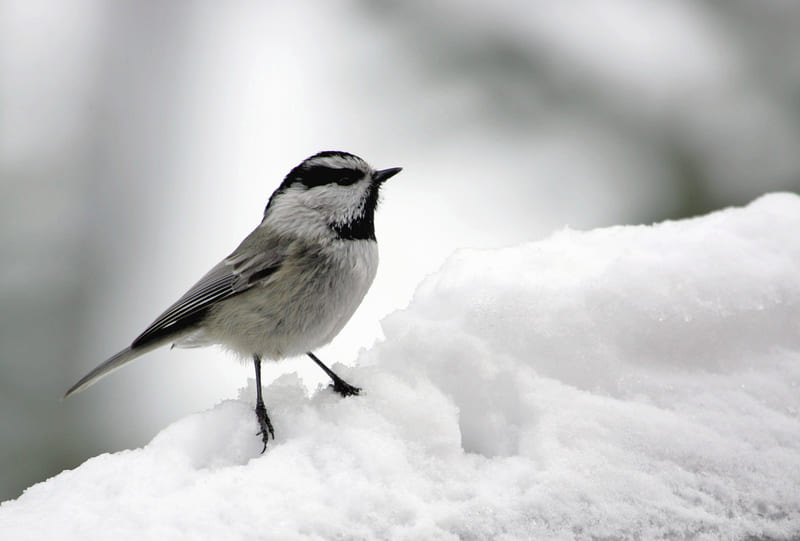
left=330, top=379, right=361, bottom=397
left=255, top=401, right=274, bottom=453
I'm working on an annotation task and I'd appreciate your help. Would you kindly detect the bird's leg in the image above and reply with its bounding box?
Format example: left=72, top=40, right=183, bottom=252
left=307, top=352, right=361, bottom=397
left=253, top=355, right=274, bottom=453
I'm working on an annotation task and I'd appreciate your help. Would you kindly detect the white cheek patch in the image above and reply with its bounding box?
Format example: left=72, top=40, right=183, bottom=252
left=303, top=179, right=371, bottom=224
left=265, top=179, right=371, bottom=236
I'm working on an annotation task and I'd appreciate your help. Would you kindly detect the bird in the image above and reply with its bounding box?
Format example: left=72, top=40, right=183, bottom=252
left=65, top=150, right=402, bottom=451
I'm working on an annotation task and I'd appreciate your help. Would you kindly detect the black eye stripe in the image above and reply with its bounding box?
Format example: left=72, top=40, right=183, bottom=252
left=298, top=166, right=364, bottom=188
left=334, top=168, right=363, bottom=185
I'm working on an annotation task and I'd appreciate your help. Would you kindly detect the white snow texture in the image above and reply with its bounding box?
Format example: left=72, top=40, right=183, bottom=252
left=3, top=193, right=800, bottom=540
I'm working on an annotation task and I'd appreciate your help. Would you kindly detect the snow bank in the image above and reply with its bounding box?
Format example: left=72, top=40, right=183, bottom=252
left=3, top=193, right=800, bottom=540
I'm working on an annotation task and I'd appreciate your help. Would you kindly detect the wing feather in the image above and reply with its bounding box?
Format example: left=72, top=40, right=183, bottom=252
left=131, top=229, right=288, bottom=348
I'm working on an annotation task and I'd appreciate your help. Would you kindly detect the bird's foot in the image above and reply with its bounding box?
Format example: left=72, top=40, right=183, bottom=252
left=255, top=401, right=275, bottom=453
left=330, top=377, right=361, bottom=398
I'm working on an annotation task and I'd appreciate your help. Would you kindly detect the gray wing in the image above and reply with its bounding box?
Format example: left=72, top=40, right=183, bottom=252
left=131, top=229, right=288, bottom=348
left=63, top=227, right=291, bottom=398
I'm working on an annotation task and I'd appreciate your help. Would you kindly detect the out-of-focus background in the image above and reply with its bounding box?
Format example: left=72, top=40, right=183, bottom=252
left=1, top=0, right=799, bottom=502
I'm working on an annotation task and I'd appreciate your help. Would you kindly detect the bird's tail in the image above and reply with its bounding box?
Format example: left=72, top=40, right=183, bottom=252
left=64, top=339, right=167, bottom=399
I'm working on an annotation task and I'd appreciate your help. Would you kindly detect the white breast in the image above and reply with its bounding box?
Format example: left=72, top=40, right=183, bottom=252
left=318, top=239, right=380, bottom=342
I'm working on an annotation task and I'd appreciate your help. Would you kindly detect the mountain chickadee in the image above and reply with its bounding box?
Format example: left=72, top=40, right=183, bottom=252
left=65, top=150, right=402, bottom=451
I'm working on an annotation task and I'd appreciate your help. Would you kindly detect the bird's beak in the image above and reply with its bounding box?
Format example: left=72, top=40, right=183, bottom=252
left=373, top=167, right=402, bottom=183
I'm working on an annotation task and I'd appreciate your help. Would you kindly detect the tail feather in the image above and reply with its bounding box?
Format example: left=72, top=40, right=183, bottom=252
left=64, top=339, right=166, bottom=399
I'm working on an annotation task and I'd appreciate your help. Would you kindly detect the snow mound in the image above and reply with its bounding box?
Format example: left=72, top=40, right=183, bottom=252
left=3, top=193, right=800, bottom=540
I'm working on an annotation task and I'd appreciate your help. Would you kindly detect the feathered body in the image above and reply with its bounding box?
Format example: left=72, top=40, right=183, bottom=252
left=198, top=239, right=378, bottom=359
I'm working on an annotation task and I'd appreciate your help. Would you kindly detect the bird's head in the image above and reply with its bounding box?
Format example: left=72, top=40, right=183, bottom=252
left=263, top=151, right=402, bottom=240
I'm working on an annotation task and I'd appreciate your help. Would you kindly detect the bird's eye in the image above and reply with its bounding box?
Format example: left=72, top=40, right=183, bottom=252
left=335, top=169, right=362, bottom=186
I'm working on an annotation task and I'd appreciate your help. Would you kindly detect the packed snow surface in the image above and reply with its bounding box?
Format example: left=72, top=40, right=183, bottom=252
left=3, top=193, right=800, bottom=540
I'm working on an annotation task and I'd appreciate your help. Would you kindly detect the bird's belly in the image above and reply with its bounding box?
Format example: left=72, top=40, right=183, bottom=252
left=205, top=240, right=378, bottom=360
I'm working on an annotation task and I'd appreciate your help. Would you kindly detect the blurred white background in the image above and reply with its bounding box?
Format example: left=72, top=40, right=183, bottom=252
left=2, top=0, right=800, bottom=501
